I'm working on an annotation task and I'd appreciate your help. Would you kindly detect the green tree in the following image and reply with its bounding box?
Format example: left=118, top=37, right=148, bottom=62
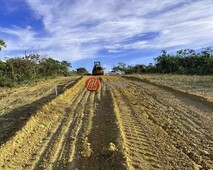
left=112, top=62, right=127, bottom=72
left=39, top=58, right=70, bottom=77
left=0, top=53, right=72, bottom=87
left=154, top=48, right=213, bottom=75
left=0, top=39, right=6, bottom=51
left=76, top=67, right=88, bottom=75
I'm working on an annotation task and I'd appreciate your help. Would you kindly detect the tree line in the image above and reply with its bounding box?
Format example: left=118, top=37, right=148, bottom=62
left=0, top=39, right=75, bottom=87
left=1, top=37, right=213, bottom=86
left=113, top=48, right=213, bottom=75
left=0, top=39, right=91, bottom=87
left=0, top=54, right=71, bottom=87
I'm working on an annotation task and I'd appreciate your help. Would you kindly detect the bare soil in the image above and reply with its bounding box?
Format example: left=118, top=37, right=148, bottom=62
left=0, top=76, right=80, bottom=145
left=0, top=75, right=212, bottom=169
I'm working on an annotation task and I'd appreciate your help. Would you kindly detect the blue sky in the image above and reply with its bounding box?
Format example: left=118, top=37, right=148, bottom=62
left=1, top=0, right=213, bottom=72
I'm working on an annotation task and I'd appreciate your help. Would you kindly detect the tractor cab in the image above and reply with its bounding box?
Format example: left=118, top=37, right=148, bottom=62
left=92, top=61, right=104, bottom=75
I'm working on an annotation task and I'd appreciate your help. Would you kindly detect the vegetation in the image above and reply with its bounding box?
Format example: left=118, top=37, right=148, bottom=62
left=112, top=62, right=156, bottom=74
left=0, top=54, right=71, bottom=87
left=1, top=36, right=213, bottom=87
left=139, top=74, right=213, bottom=102
left=76, top=67, right=89, bottom=75
left=113, top=47, right=213, bottom=75
left=154, top=48, right=213, bottom=74
left=0, top=39, right=6, bottom=51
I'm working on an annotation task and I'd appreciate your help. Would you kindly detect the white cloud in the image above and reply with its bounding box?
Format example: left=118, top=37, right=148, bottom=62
left=1, top=0, right=213, bottom=62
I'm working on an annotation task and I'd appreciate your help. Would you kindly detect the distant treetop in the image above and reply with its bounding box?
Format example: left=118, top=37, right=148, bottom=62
left=0, top=39, right=7, bottom=51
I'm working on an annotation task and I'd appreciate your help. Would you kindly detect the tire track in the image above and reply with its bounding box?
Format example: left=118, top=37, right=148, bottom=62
left=68, top=90, right=96, bottom=169
left=122, top=76, right=213, bottom=169
left=111, top=88, right=165, bottom=169
left=33, top=88, right=89, bottom=169
left=128, top=80, right=213, bottom=143
left=71, top=79, right=127, bottom=169
left=142, top=90, right=213, bottom=169
left=54, top=90, right=90, bottom=169
left=1, top=75, right=212, bottom=169
left=108, top=76, right=198, bottom=169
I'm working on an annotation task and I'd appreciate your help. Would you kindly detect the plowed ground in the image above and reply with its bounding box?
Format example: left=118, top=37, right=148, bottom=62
left=0, top=76, right=212, bottom=170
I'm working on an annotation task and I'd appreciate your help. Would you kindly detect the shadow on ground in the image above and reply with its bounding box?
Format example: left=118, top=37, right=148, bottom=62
left=0, top=77, right=82, bottom=145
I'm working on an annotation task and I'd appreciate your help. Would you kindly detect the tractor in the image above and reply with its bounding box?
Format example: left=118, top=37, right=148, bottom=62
left=92, top=61, right=104, bottom=75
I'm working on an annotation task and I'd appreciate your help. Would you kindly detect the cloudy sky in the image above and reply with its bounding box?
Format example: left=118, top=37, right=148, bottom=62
left=0, top=0, right=213, bottom=72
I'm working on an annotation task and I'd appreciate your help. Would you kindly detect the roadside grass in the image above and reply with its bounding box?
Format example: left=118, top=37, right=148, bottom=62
left=0, top=75, right=80, bottom=93
left=0, top=76, right=80, bottom=116
left=138, top=74, right=213, bottom=101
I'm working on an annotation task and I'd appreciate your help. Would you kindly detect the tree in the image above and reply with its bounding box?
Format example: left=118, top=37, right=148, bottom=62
left=153, top=48, right=213, bottom=75
left=76, top=67, right=88, bottom=75
left=0, top=53, right=72, bottom=87
left=39, top=57, right=70, bottom=77
left=112, top=62, right=127, bottom=72
left=124, top=64, right=146, bottom=74
left=0, top=39, right=6, bottom=51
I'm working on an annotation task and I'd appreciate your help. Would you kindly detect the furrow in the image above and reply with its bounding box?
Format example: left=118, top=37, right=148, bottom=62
left=112, top=88, right=164, bottom=170
left=0, top=77, right=85, bottom=169
left=54, top=91, right=91, bottom=169
left=33, top=89, right=88, bottom=169
left=125, top=77, right=213, bottom=169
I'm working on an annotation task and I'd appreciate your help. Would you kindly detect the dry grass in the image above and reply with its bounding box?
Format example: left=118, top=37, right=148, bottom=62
left=0, top=76, right=80, bottom=116
left=137, top=74, right=213, bottom=102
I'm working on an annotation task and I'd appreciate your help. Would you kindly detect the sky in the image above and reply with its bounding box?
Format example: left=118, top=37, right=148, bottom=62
left=0, top=0, right=213, bottom=72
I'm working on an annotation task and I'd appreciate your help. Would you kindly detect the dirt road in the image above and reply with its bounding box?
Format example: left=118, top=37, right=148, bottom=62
left=0, top=76, right=212, bottom=169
